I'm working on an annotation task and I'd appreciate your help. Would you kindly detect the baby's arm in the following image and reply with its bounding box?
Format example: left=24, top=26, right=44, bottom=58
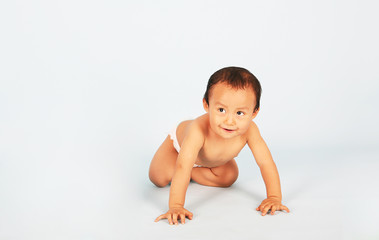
left=247, top=122, right=290, bottom=216
left=155, top=122, right=204, bottom=225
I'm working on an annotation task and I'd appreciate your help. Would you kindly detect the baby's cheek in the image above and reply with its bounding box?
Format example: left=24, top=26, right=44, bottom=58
left=213, top=118, right=222, bottom=126
left=240, top=122, right=251, bottom=132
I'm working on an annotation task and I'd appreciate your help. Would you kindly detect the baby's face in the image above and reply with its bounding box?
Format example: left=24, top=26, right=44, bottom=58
left=203, top=82, right=258, bottom=139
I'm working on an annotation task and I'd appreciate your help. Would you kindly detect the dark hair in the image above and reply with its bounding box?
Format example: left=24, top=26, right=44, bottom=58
left=203, top=66, right=262, bottom=112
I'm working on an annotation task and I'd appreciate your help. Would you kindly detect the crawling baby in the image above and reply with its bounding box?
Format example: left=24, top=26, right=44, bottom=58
left=149, top=66, right=290, bottom=225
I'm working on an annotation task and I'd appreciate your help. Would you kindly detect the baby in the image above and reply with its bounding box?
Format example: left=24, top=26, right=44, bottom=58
left=149, top=66, right=289, bottom=225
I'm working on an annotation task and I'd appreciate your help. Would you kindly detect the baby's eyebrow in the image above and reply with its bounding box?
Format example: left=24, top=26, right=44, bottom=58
left=215, top=101, right=226, bottom=107
left=236, top=107, right=249, bottom=111
left=215, top=102, right=249, bottom=110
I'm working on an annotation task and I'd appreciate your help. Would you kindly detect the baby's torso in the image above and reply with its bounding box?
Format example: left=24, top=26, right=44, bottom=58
left=176, top=116, right=248, bottom=168
left=197, top=136, right=246, bottom=167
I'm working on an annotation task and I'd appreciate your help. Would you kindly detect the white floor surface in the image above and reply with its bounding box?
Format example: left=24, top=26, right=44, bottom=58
left=2, top=144, right=378, bottom=240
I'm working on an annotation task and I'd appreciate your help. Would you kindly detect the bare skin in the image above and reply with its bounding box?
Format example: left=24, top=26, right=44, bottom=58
left=149, top=82, right=289, bottom=225
left=149, top=119, right=240, bottom=188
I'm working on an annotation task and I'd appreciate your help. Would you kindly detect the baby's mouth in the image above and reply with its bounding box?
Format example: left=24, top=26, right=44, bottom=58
left=222, top=127, right=236, bottom=132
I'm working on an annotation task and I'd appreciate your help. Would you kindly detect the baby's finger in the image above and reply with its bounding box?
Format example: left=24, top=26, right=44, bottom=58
left=168, top=214, right=174, bottom=225
left=280, top=205, right=290, bottom=213
left=186, top=211, right=193, bottom=220
left=262, top=205, right=271, bottom=216
left=173, top=213, right=179, bottom=225
left=180, top=214, right=186, bottom=224
left=155, top=214, right=166, bottom=222
left=258, top=204, right=267, bottom=212
left=271, top=206, right=277, bottom=215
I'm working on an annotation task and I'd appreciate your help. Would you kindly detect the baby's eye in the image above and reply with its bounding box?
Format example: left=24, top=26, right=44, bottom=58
left=218, top=108, right=226, bottom=113
left=237, top=111, right=245, bottom=116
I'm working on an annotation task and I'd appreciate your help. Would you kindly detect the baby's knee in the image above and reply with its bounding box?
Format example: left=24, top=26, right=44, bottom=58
left=221, top=174, right=238, bottom=187
left=153, top=181, right=169, bottom=188
left=149, top=175, right=170, bottom=188
left=221, top=168, right=239, bottom=187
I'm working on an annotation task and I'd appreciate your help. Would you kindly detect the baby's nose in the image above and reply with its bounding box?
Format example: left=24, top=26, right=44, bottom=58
left=225, top=114, right=235, bottom=125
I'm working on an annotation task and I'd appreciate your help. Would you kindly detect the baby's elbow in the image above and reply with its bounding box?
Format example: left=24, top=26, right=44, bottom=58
left=258, top=160, right=277, bottom=171
left=257, top=160, right=271, bottom=169
left=174, top=162, right=193, bottom=178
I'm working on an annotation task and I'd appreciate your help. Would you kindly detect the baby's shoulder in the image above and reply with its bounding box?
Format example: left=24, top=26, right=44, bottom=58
left=190, top=115, right=208, bottom=135
left=245, top=121, right=261, bottom=142
left=177, top=116, right=207, bottom=141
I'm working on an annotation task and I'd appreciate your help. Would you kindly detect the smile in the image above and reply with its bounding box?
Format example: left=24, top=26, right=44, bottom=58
left=222, top=127, right=236, bottom=133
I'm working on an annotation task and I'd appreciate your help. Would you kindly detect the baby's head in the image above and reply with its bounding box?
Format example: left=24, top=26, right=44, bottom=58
left=203, top=67, right=261, bottom=113
left=202, top=67, right=262, bottom=138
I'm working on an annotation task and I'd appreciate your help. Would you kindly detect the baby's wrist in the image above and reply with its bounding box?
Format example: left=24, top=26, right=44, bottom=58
left=267, top=195, right=281, bottom=201
left=169, top=204, right=184, bottom=208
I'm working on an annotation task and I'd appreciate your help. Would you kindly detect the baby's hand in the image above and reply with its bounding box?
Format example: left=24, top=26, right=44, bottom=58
left=155, top=207, right=193, bottom=225
left=256, top=198, right=290, bottom=216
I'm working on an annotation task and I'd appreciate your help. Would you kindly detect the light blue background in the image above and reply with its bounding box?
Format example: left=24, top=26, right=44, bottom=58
left=1, top=1, right=378, bottom=239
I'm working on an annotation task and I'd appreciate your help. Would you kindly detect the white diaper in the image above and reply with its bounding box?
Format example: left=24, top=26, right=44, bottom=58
left=169, top=125, right=181, bottom=153
left=168, top=123, right=203, bottom=168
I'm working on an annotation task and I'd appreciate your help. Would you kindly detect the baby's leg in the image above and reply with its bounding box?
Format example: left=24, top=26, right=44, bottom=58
left=149, top=135, right=178, bottom=187
left=191, top=159, right=239, bottom=187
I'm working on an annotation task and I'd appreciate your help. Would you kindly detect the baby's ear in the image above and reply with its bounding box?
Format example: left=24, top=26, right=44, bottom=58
left=252, top=108, right=260, bottom=119
left=203, top=98, right=209, bottom=113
